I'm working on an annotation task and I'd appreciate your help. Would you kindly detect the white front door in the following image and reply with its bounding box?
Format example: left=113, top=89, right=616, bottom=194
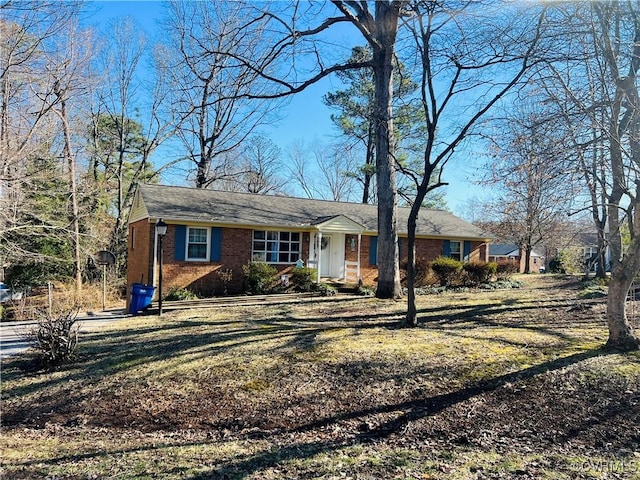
left=320, top=235, right=331, bottom=277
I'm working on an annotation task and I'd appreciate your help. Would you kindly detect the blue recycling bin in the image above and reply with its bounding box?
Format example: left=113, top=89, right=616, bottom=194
left=129, top=283, right=156, bottom=314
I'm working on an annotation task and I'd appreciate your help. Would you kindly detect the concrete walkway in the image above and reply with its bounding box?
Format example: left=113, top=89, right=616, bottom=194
left=0, top=309, right=127, bottom=359
left=0, top=292, right=355, bottom=359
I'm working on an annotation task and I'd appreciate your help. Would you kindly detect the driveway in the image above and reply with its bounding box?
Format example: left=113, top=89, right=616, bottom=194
left=0, top=309, right=127, bottom=359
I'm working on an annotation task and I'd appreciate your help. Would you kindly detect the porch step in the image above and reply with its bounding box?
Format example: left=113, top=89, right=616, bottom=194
left=323, top=280, right=359, bottom=294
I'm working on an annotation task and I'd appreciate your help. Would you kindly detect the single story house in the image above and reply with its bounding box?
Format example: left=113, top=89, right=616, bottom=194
left=127, top=184, right=490, bottom=298
left=575, top=232, right=610, bottom=272
left=488, top=244, right=545, bottom=273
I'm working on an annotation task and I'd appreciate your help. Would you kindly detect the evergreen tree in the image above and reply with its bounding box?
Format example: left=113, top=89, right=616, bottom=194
left=323, top=45, right=420, bottom=204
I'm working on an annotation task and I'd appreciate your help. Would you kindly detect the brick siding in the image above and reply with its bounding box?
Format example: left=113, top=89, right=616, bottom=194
left=128, top=222, right=489, bottom=296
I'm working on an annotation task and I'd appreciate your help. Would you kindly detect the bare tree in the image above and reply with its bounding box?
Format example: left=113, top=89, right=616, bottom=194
left=220, top=136, right=286, bottom=194
left=286, top=139, right=317, bottom=199
left=0, top=2, right=80, bottom=190
left=402, top=1, right=547, bottom=326
left=539, top=1, right=640, bottom=350
left=46, top=22, right=96, bottom=292
left=0, top=1, right=84, bottom=286
left=478, top=100, right=575, bottom=274
left=207, top=1, right=406, bottom=298
left=591, top=1, right=640, bottom=350
left=313, top=141, right=360, bottom=202
left=89, top=17, right=174, bottom=272
left=286, top=139, right=361, bottom=201
left=161, top=1, right=279, bottom=190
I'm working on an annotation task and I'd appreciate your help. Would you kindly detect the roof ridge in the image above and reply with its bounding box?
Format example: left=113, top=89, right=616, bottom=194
left=139, top=183, right=450, bottom=213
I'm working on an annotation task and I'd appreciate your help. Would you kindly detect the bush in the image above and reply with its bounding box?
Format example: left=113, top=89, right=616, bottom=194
left=216, top=268, right=233, bottom=295
left=463, top=261, right=497, bottom=286
left=548, top=257, right=565, bottom=274
left=26, top=309, right=79, bottom=366
left=290, top=267, right=318, bottom=292
left=164, top=286, right=198, bottom=301
left=243, top=262, right=278, bottom=294
left=496, top=262, right=519, bottom=281
left=431, top=256, right=463, bottom=287
left=315, top=283, right=337, bottom=296
left=357, top=285, right=376, bottom=297
left=401, top=257, right=435, bottom=287
left=549, top=248, right=584, bottom=275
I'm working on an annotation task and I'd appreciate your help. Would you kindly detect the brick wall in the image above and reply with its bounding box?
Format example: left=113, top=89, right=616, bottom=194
left=128, top=220, right=490, bottom=296
left=127, top=219, right=154, bottom=288
left=151, top=225, right=313, bottom=296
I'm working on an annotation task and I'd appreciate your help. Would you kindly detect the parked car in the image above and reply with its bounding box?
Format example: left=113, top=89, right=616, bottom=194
left=0, top=283, right=23, bottom=303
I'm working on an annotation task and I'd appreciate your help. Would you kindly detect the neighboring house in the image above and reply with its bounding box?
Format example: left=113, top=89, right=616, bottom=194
left=576, top=232, right=610, bottom=272
left=488, top=244, right=545, bottom=273
left=127, top=184, right=491, bottom=298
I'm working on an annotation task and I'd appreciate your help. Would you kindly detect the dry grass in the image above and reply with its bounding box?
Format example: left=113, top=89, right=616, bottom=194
left=2, top=275, right=640, bottom=479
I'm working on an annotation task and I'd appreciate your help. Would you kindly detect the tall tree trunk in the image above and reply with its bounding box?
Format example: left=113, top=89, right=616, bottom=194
left=59, top=97, right=82, bottom=292
left=372, top=1, right=402, bottom=299
left=595, top=228, right=607, bottom=279
left=606, top=251, right=640, bottom=350
left=523, top=246, right=532, bottom=274
left=362, top=123, right=375, bottom=204
left=405, top=192, right=425, bottom=326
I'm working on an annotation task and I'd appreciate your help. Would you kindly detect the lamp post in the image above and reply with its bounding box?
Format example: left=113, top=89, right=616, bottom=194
left=155, top=218, right=167, bottom=316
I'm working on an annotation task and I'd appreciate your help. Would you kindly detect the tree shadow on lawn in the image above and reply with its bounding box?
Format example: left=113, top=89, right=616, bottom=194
left=1, top=293, right=608, bottom=431
left=416, top=298, right=602, bottom=326
left=1, top=306, right=399, bottom=420
left=415, top=300, right=604, bottom=350
left=2, top=349, right=613, bottom=480
left=191, top=348, right=610, bottom=479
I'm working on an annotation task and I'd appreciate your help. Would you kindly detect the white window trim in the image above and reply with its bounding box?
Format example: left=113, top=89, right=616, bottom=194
left=449, top=240, right=462, bottom=261
left=252, top=230, right=301, bottom=264
left=186, top=226, right=211, bottom=262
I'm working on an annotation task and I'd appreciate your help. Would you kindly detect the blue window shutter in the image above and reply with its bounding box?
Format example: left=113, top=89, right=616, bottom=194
left=175, top=225, right=186, bottom=261
left=443, top=239, right=451, bottom=257
left=398, top=237, right=402, bottom=260
left=464, top=240, right=471, bottom=260
left=210, top=227, right=222, bottom=262
left=369, top=236, right=378, bottom=266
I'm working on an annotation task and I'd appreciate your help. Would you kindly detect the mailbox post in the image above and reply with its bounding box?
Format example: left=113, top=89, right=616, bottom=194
left=94, top=250, right=116, bottom=311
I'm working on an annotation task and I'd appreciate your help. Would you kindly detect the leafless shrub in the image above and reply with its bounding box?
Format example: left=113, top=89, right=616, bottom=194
left=25, top=309, right=80, bottom=366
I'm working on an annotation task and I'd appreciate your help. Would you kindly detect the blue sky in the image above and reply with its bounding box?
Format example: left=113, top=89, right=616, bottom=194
left=84, top=1, right=484, bottom=216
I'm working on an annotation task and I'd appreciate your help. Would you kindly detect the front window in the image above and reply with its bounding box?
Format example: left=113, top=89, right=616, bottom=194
left=449, top=241, right=462, bottom=261
left=187, top=227, right=209, bottom=260
left=583, top=246, right=597, bottom=258
left=252, top=230, right=300, bottom=263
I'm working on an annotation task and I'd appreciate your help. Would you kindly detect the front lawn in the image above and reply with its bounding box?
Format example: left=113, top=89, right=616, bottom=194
left=2, top=275, right=639, bottom=479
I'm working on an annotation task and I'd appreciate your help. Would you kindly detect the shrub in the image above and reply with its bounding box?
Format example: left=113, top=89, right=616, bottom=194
left=463, top=261, right=497, bottom=286
left=290, top=267, right=318, bottom=292
left=549, top=248, right=584, bottom=275
left=401, top=257, right=434, bottom=287
left=242, top=262, right=278, bottom=294
left=315, top=283, right=337, bottom=296
left=496, top=262, right=519, bottom=281
left=216, top=268, right=234, bottom=295
left=164, top=286, right=198, bottom=301
left=431, top=256, right=463, bottom=287
left=357, top=285, right=376, bottom=297
left=548, top=256, right=565, bottom=274
left=26, top=309, right=79, bottom=366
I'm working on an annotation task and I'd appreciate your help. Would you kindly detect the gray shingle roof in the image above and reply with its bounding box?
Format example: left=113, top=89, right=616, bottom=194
left=489, top=244, right=545, bottom=257
left=489, top=244, right=519, bottom=256
left=136, top=184, right=489, bottom=239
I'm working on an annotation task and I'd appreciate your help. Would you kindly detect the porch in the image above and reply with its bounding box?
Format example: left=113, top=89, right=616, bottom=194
left=305, top=215, right=365, bottom=284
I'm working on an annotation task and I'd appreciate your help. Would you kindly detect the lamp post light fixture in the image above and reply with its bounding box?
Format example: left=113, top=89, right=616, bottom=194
left=155, top=218, right=168, bottom=316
